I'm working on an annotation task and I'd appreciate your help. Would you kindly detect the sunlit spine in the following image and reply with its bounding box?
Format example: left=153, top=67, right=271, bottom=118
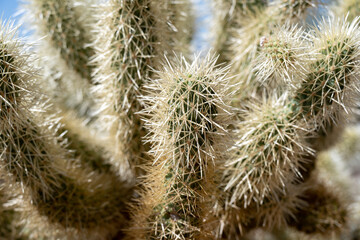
left=0, top=20, right=132, bottom=239
left=92, top=0, right=183, bottom=175
left=127, top=54, right=232, bottom=239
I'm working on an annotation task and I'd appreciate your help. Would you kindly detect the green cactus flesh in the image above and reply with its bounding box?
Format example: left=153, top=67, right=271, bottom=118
left=109, top=0, right=157, bottom=171
left=292, top=39, right=354, bottom=118
left=40, top=0, right=94, bottom=82
left=148, top=76, right=219, bottom=239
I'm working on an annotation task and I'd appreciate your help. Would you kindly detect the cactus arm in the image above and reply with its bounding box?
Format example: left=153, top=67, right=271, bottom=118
left=127, top=54, right=232, bottom=239
left=0, top=20, right=132, bottom=239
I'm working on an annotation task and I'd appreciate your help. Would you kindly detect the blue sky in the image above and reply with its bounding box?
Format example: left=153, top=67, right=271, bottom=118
left=0, top=0, right=26, bottom=36
left=0, top=0, right=20, bottom=22
left=191, top=0, right=212, bottom=53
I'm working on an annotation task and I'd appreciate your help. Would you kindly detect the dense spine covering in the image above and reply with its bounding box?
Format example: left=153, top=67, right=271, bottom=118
left=227, top=0, right=318, bottom=104
left=274, top=0, right=317, bottom=21
left=223, top=96, right=311, bottom=207
left=23, top=0, right=96, bottom=118
left=254, top=25, right=310, bottom=88
left=216, top=96, right=312, bottom=238
left=127, top=54, right=232, bottom=239
left=92, top=0, right=175, bottom=175
left=217, top=17, right=360, bottom=238
left=0, top=20, right=132, bottom=239
left=211, top=0, right=267, bottom=64
left=212, top=0, right=316, bottom=67
left=285, top=18, right=360, bottom=235
left=291, top=17, right=360, bottom=150
left=284, top=17, right=360, bottom=234
left=1, top=0, right=359, bottom=239
left=35, top=0, right=95, bottom=81
left=57, top=110, right=115, bottom=174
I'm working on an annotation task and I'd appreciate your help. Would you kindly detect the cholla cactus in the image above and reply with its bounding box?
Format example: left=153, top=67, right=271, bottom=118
left=1, top=0, right=360, bottom=239
left=289, top=176, right=348, bottom=235
left=0, top=182, right=25, bottom=240
left=22, top=0, right=96, bottom=118
left=275, top=0, right=317, bottom=21
left=292, top=17, right=360, bottom=150
left=254, top=25, right=310, bottom=88
left=223, top=0, right=318, bottom=104
left=223, top=95, right=311, bottom=207
left=217, top=95, right=312, bottom=238
left=92, top=0, right=191, bottom=175
left=214, top=0, right=317, bottom=66
left=127, top=54, right=232, bottom=239
left=0, top=20, right=132, bottom=239
left=58, top=109, right=120, bottom=174
left=216, top=16, right=360, bottom=239
left=211, top=0, right=267, bottom=64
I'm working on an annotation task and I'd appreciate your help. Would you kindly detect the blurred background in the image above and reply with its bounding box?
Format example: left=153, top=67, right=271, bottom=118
left=0, top=0, right=213, bottom=51
left=1, top=1, right=360, bottom=239
left=0, top=0, right=18, bottom=20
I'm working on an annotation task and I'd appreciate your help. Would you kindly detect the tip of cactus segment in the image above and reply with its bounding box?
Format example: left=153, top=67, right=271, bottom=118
left=130, top=52, right=233, bottom=239
left=294, top=16, right=360, bottom=128
left=145, top=52, right=233, bottom=170
left=254, top=24, right=310, bottom=88
left=223, top=94, right=313, bottom=207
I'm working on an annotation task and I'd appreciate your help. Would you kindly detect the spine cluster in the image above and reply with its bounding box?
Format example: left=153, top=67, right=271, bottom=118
left=0, top=20, right=131, bottom=239
left=0, top=1, right=360, bottom=239
left=128, top=54, right=232, bottom=239
left=23, top=0, right=96, bottom=118
left=92, top=0, right=183, bottom=175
